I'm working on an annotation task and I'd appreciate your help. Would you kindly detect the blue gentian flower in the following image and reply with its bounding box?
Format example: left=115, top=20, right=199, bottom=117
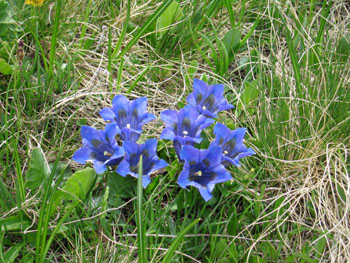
left=116, top=138, right=168, bottom=188
left=99, top=95, right=156, bottom=142
left=213, top=123, right=255, bottom=167
left=73, top=123, right=124, bottom=174
left=186, top=78, right=234, bottom=118
left=177, top=143, right=232, bottom=201
left=160, top=105, right=214, bottom=159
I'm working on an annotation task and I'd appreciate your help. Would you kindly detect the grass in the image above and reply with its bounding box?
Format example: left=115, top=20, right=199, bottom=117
left=1, top=0, right=350, bottom=262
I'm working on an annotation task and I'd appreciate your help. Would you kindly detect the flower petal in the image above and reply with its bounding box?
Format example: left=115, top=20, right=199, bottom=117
left=112, top=95, right=130, bottom=107
left=104, top=123, right=119, bottom=143
left=197, top=185, right=213, bottom=202
left=160, top=109, right=178, bottom=128
left=160, top=127, right=175, bottom=141
left=177, top=169, right=190, bottom=189
left=143, top=138, right=158, bottom=158
left=99, top=107, right=116, bottom=122
left=199, top=143, right=222, bottom=169
left=93, top=160, right=107, bottom=174
left=116, top=159, right=130, bottom=177
left=180, top=145, right=200, bottom=165
left=142, top=175, right=151, bottom=188
left=81, top=126, right=102, bottom=144
left=211, top=165, right=232, bottom=183
left=213, top=123, right=230, bottom=145
left=72, top=147, right=92, bottom=164
left=151, top=159, right=168, bottom=174
left=139, top=113, right=156, bottom=127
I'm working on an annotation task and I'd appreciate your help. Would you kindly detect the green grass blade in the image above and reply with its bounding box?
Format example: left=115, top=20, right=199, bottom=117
left=12, top=142, right=25, bottom=208
left=48, top=0, right=62, bottom=81
left=112, top=0, right=131, bottom=59
left=137, top=155, right=147, bottom=263
left=116, top=0, right=173, bottom=60
left=79, top=0, right=93, bottom=47
left=116, top=58, right=124, bottom=93
left=224, top=0, right=235, bottom=27
left=279, top=10, right=301, bottom=92
left=239, top=16, right=260, bottom=48
left=127, top=66, right=150, bottom=94
left=41, top=201, right=78, bottom=263
left=161, top=218, right=200, bottom=263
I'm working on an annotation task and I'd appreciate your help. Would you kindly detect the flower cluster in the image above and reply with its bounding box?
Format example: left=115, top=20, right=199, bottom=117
left=73, top=96, right=168, bottom=188
left=160, top=78, right=255, bottom=201
left=73, top=78, right=255, bottom=201
left=25, top=0, right=44, bottom=6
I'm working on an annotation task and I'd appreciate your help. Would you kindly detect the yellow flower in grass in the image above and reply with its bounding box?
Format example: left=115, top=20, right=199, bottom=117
left=25, top=0, right=44, bottom=6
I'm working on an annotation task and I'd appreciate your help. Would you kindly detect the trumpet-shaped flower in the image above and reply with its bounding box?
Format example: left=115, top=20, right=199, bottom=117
left=73, top=124, right=124, bottom=174
left=213, top=123, right=255, bottom=167
left=177, top=144, right=232, bottom=201
left=100, top=95, right=156, bottom=142
left=160, top=105, right=214, bottom=159
left=117, top=138, right=168, bottom=188
left=186, top=78, right=234, bottom=118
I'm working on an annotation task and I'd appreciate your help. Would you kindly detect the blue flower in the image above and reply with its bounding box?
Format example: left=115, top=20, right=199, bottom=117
left=213, top=123, right=255, bottom=167
left=73, top=123, right=125, bottom=174
left=186, top=78, right=234, bottom=118
left=116, top=138, right=168, bottom=188
left=177, top=143, right=232, bottom=201
left=99, top=95, right=156, bottom=142
left=160, top=105, right=214, bottom=159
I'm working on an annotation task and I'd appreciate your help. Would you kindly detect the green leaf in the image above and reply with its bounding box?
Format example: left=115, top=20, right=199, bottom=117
left=60, top=168, right=96, bottom=201
left=0, top=58, right=12, bottom=75
left=0, top=216, right=31, bottom=231
left=25, top=148, right=51, bottom=191
left=227, top=205, right=238, bottom=236
left=161, top=218, right=200, bottom=263
left=108, top=172, right=136, bottom=199
left=3, top=242, right=24, bottom=263
left=50, top=168, right=96, bottom=214
left=315, top=236, right=327, bottom=260
left=21, top=253, right=34, bottom=263
left=0, top=0, right=9, bottom=23
left=156, top=1, right=182, bottom=39
left=239, top=80, right=260, bottom=112
left=223, top=28, right=241, bottom=54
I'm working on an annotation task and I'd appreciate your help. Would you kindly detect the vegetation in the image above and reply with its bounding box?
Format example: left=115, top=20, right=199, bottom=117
left=1, top=0, right=349, bottom=262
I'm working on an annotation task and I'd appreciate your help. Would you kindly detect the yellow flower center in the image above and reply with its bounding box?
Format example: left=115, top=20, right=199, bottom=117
left=196, top=170, right=202, bottom=176
left=126, top=123, right=131, bottom=128
left=202, top=106, right=206, bottom=110
left=223, top=150, right=228, bottom=155
left=25, top=0, right=44, bottom=6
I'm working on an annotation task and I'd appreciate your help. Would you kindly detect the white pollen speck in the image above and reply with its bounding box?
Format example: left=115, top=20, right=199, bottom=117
left=126, top=123, right=131, bottom=128
left=183, top=131, right=188, bottom=135
left=197, top=171, right=202, bottom=176
left=202, top=106, right=206, bottom=110
left=224, top=150, right=228, bottom=155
